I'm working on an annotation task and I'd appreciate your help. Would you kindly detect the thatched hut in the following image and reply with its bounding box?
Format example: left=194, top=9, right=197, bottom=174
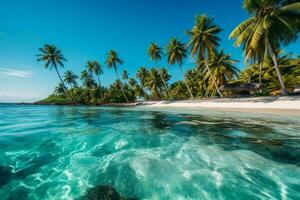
left=219, top=83, right=262, bottom=96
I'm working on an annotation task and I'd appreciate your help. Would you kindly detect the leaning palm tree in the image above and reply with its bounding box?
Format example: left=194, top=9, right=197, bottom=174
left=147, top=43, right=170, bottom=98
left=122, top=70, right=129, bottom=84
left=63, top=70, right=78, bottom=88
left=37, top=44, right=68, bottom=92
left=54, top=83, right=66, bottom=95
left=229, top=0, right=300, bottom=95
left=186, top=15, right=223, bottom=97
left=136, top=66, right=149, bottom=100
left=86, top=61, right=103, bottom=87
left=166, top=38, right=194, bottom=99
left=105, top=50, right=129, bottom=103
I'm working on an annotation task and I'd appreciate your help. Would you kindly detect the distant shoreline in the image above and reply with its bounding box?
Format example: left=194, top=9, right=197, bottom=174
left=3, top=96, right=300, bottom=115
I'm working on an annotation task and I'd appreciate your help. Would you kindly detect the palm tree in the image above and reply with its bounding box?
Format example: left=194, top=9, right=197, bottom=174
left=229, top=0, right=300, bottom=95
left=208, top=50, right=240, bottom=89
left=63, top=70, right=78, bottom=88
left=186, top=15, right=223, bottom=97
left=54, top=83, right=66, bottom=95
left=166, top=38, right=194, bottom=99
left=81, top=70, right=96, bottom=88
left=105, top=50, right=129, bottom=103
left=136, top=66, right=149, bottom=100
left=160, top=68, right=171, bottom=87
left=87, top=61, right=103, bottom=87
left=145, top=68, right=163, bottom=99
left=128, top=78, right=137, bottom=88
left=122, top=70, right=129, bottom=84
left=147, top=43, right=170, bottom=98
left=37, top=44, right=68, bottom=92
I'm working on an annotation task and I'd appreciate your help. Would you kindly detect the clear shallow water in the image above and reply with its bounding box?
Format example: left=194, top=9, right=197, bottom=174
left=0, top=105, right=300, bottom=200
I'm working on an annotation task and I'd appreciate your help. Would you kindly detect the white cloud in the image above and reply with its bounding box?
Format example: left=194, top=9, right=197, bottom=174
left=0, top=68, right=34, bottom=78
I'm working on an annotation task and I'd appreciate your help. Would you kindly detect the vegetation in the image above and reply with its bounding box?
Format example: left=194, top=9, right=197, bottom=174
left=37, top=0, right=300, bottom=105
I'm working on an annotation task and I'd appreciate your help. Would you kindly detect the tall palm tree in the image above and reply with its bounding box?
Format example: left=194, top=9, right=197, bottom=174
left=229, top=0, right=300, bottom=95
left=122, top=70, right=129, bottom=84
left=166, top=38, right=194, bottom=99
left=87, top=61, right=103, bottom=87
left=105, top=50, right=129, bottom=103
left=186, top=15, right=223, bottom=97
left=37, top=44, right=67, bottom=92
left=147, top=43, right=170, bottom=98
left=136, top=66, right=149, bottom=100
left=63, top=70, right=78, bottom=88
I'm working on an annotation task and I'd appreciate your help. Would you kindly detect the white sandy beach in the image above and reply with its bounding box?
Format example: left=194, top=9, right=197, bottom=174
left=141, top=96, right=300, bottom=114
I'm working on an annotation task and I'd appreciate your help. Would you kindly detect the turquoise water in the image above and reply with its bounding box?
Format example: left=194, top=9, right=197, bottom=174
left=0, top=105, right=300, bottom=200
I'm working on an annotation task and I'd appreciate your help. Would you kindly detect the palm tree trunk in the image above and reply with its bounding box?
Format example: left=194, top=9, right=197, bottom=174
left=115, top=69, right=129, bottom=103
left=203, top=53, right=223, bottom=98
left=154, top=60, right=171, bottom=99
left=97, top=75, right=101, bottom=87
left=54, top=66, right=68, bottom=93
left=267, top=40, right=288, bottom=95
left=179, top=65, right=194, bottom=99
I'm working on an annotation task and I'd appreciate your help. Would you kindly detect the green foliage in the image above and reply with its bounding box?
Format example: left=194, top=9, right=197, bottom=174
left=37, top=95, right=73, bottom=105
left=37, top=4, right=300, bottom=103
left=103, top=82, right=135, bottom=103
left=170, top=81, right=190, bottom=100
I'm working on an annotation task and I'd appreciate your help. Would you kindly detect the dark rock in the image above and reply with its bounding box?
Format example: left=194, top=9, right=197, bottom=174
left=0, top=165, right=14, bottom=187
left=83, top=185, right=124, bottom=200
left=82, top=185, right=139, bottom=200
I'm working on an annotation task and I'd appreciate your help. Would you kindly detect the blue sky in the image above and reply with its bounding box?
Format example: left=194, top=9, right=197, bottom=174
left=0, top=0, right=299, bottom=102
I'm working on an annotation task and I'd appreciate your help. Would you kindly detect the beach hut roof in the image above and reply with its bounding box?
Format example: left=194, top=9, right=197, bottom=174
left=219, top=83, right=262, bottom=91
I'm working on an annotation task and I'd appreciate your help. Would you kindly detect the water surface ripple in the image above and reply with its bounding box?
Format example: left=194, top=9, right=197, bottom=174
left=0, top=105, right=300, bottom=200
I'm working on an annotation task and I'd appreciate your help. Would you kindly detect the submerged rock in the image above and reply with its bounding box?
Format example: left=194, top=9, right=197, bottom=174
left=0, top=165, right=14, bottom=187
left=83, top=185, right=138, bottom=200
left=84, top=185, right=123, bottom=200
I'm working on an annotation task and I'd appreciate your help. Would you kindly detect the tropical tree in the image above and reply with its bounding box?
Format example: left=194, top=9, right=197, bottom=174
left=54, top=83, right=66, bottom=95
left=81, top=70, right=96, bottom=88
left=136, top=66, right=149, bottom=100
left=147, top=43, right=170, bottom=97
left=86, top=61, right=103, bottom=87
left=186, top=15, right=223, bottom=97
left=145, top=68, right=164, bottom=99
left=128, top=78, right=137, bottom=88
left=63, top=70, right=78, bottom=88
left=208, top=50, right=239, bottom=89
left=122, top=70, right=129, bottom=84
left=160, top=68, right=171, bottom=87
left=166, top=38, right=194, bottom=98
left=37, top=44, right=68, bottom=92
left=229, top=0, right=300, bottom=95
left=105, top=50, right=129, bottom=103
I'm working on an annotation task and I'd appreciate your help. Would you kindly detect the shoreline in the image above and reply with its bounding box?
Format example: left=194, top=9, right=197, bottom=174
left=141, top=96, right=300, bottom=115
left=6, top=96, right=300, bottom=115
